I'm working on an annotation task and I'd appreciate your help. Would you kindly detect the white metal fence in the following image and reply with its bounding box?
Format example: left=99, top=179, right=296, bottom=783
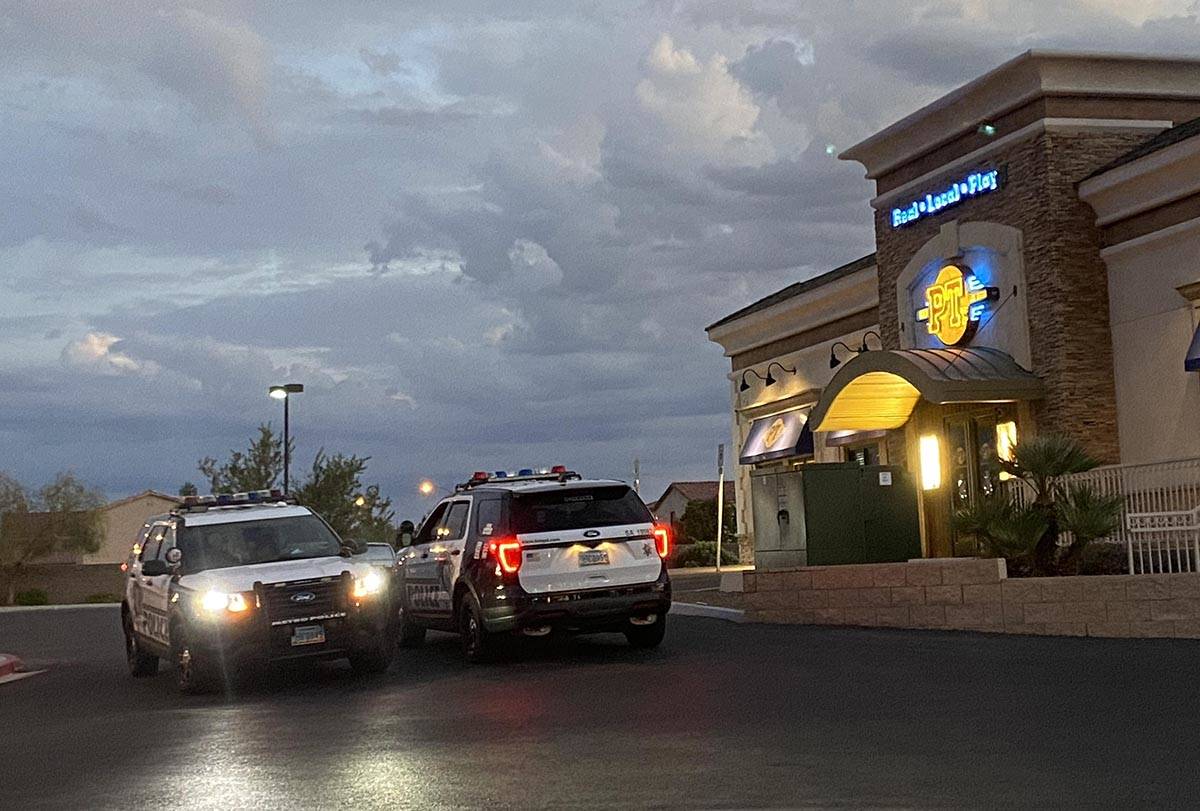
left=1009, top=457, right=1200, bottom=574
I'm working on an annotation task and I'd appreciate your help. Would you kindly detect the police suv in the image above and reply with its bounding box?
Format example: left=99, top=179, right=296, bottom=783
left=121, top=490, right=395, bottom=693
left=395, top=467, right=672, bottom=662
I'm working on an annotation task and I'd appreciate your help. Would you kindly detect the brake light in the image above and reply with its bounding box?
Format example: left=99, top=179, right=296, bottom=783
left=652, top=525, right=670, bottom=558
left=489, top=537, right=523, bottom=574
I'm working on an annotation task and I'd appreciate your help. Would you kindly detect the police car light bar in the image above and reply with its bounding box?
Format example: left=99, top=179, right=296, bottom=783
left=179, top=489, right=294, bottom=511
left=456, top=466, right=580, bottom=490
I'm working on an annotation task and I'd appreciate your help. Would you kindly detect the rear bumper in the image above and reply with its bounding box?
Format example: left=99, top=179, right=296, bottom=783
left=481, top=575, right=671, bottom=634
left=188, top=599, right=391, bottom=665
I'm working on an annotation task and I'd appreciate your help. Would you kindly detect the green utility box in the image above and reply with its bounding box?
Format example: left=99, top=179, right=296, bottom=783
left=750, top=463, right=921, bottom=570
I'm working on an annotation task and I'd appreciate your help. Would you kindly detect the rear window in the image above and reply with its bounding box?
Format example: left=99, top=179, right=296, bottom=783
left=510, top=486, right=652, bottom=534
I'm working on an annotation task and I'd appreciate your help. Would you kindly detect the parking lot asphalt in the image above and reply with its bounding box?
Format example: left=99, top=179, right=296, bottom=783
left=3, top=605, right=1200, bottom=809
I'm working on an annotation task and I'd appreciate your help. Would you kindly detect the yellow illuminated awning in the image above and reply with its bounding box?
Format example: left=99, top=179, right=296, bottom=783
left=809, top=347, right=1043, bottom=433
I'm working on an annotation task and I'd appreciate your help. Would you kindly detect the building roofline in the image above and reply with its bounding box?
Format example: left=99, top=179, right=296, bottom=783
left=841, top=50, right=1200, bottom=179
left=103, top=490, right=184, bottom=511
left=705, top=253, right=876, bottom=333
left=1085, top=115, right=1200, bottom=181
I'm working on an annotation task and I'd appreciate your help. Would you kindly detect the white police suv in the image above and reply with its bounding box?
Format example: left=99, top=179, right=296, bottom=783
left=121, top=490, right=395, bottom=693
left=395, top=467, right=672, bottom=662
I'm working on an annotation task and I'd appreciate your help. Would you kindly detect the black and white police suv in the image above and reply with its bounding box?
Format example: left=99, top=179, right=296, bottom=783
left=395, top=467, right=672, bottom=662
left=121, top=490, right=395, bottom=693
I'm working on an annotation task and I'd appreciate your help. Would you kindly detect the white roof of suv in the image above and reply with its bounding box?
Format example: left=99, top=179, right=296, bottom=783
left=180, top=504, right=312, bottom=526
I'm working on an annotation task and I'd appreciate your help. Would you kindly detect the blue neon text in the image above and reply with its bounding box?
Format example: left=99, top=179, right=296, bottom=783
left=891, top=169, right=1000, bottom=228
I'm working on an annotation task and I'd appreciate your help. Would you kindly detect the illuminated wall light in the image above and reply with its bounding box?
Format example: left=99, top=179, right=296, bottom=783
left=996, top=421, right=1017, bottom=481
left=919, top=434, right=941, bottom=491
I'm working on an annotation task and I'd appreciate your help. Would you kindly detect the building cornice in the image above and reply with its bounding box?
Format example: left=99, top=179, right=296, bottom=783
left=842, top=51, right=1200, bottom=181
left=1079, top=131, right=1200, bottom=226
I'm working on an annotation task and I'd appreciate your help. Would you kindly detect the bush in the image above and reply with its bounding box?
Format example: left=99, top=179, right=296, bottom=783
left=672, top=541, right=740, bottom=568
left=1078, top=543, right=1129, bottom=576
left=14, top=588, right=49, bottom=606
left=85, top=592, right=121, bottom=604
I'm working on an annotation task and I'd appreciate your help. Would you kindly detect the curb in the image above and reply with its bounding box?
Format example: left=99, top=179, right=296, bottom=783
left=0, top=603, right=120, bottom=613
left=670, top=602, right=746, bottom=623
left=0, top=653, right=24, bottom=678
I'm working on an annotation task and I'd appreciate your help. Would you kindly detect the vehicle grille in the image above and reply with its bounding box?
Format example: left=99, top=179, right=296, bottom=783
left=260, top=577, right=346, bottom=625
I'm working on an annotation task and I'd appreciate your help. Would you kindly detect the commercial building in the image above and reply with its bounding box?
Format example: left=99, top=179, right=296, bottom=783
left=708, top=51, right=1200, bottom=566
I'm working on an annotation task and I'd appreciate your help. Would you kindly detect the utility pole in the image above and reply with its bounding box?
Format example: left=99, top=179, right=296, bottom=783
left=715, top=443, right=726, bottom=572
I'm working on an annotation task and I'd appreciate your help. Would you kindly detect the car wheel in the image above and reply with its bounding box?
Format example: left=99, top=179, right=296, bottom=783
left=624, top=614, right=667, bottom=649
left=123, top=610, right=159, bottom=677
left=349, top=634, right=395, bottom=675
left=172, top=623, right=216, bottom=695
left=397, top=609, right=427, bottom=648
left=459, top=596, right=498, bottom=664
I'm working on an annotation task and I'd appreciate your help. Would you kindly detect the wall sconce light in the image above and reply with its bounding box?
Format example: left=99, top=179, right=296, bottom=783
left=829, top=341, right=856, bottom=369
left=919, top=434, right=941, bottom=491
left=764, top=362, right=796, bottom=386
left=739, top=369, right=768, bottom=392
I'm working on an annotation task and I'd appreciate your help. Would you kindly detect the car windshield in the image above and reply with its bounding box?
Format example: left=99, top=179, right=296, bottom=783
left=177, top=515, right=342, bottom=573
left=510, top=486, right=652, bottom=534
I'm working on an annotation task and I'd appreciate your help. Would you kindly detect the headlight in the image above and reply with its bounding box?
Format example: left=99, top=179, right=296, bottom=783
left=199, top=590, right=251, bottom=613
left=352, top=570, right=385, bottom=599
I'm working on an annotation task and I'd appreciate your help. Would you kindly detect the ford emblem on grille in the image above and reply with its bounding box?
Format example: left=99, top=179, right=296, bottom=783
left=291, top=591, right=317, bottom=603
left=583, top=530, right=601, bottom=538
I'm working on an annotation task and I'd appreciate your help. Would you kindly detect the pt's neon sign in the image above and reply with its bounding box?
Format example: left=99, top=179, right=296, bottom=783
left=891, top=169, right=1001, bottom=229
left=915, top=263, right=998, bottom=346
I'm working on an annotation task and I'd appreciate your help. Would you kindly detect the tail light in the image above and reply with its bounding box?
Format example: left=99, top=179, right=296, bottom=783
left=489, top=537, right=523, bottom=574
left=652, top=525, right=671, bottom=559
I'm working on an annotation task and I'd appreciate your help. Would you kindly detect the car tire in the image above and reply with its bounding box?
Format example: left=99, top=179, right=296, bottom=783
left=172, top=623, right=217, bottom=695
left=349, top=635, right=395, bottom=675
left=459, top=595, right=498, bottom=664
left=624, top=614, right=667, bottom=649
left=123, top=610, right=159, bottom=677
left=397, top=610, right=427, bottom=648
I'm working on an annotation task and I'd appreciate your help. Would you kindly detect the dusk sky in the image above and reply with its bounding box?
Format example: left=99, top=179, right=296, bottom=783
left=2, top=0, right=1198, bottom=520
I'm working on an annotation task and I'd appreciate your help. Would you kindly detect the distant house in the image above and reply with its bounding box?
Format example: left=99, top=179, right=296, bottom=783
left=650, top=481, right=736, bottom=530
left=86, top=491, right=182, bottom=565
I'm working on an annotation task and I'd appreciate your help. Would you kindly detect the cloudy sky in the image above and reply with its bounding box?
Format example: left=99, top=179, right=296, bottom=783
left=1, top=0, right=1198, bottom=519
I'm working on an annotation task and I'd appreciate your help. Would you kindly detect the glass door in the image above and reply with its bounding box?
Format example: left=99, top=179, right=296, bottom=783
left=944, top=408, right=1015, bottom=556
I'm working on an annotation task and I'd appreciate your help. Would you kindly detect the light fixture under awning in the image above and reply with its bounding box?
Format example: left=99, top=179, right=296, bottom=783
left=1187, top=323, right=1200, bottom=372
left=809, top=347, right=1043, bottom=433
left=739, top=409, right=814, bottom=465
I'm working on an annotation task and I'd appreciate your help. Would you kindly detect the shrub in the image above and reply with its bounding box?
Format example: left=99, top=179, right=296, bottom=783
left=1078, top=543, right=1129, bottom=576
left=14, top=588, right=49, bottom=606
left=85, top=592, right=120, bottom=604
left=672, top=541, right=739, bottom=568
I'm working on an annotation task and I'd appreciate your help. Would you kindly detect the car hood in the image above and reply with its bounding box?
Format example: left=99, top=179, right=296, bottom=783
left=178, top=556, right=372, bottom=593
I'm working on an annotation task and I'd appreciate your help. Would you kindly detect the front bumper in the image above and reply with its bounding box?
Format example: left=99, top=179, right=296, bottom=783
left=481, top=575, right=671, bottom=634
left=187, top=598, right=391, bottom=665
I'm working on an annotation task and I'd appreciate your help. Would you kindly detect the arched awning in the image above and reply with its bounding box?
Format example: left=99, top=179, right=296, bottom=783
left=809, top=347, right=1043, bottom=433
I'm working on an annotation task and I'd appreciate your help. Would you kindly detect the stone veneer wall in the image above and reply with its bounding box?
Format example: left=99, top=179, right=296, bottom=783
left=874, top=129, right=1155, bottom=466
left=734, top=558, right=1200, bottom=639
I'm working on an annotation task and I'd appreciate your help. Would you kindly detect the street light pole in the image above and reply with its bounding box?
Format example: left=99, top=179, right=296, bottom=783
left=269, top=383, right=304, bottom=494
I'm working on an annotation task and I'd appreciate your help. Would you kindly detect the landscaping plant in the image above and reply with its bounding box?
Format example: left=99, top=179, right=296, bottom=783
left=954, top=434, right=1124, bottom=576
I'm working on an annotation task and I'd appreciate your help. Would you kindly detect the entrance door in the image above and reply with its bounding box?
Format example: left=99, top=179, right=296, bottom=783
left=944, top=409, right=1013, bottom=556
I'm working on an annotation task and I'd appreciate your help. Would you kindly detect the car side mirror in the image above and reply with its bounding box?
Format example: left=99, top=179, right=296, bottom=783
left=397, top=520, right=415, bottom=548
left=141, top=559, right=170, bottom=577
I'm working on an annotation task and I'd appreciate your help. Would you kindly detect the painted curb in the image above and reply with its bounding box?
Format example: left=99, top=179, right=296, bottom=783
left=0, top=653, right=24, bottom=678
left=670, top=602, right=746, bottom=623
left=0, top=603, right=119, bottom=613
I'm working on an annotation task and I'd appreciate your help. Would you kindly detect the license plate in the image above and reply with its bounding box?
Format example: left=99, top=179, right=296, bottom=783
left=579, top=549, right=610, bottom=567
left=291, top=624, right=325, bottom=646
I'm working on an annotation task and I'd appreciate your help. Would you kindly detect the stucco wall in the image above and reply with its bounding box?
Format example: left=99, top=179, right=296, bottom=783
left=86, top=495, right=179, bottom=565
left=1102, top=223, right=1200, bottom=464
left=731, top=557, right=1200, bottom=639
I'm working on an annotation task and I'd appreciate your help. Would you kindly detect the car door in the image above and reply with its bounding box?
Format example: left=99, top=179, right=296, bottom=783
left=400, top=501, right=448, bottom=618
left=140, top=522, right=176, bottom=647
left=429, top=498, right=471, bottom=622
left=131, top=523, right=167, bottom=638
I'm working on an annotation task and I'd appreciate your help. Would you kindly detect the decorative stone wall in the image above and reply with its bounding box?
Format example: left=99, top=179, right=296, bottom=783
left=873, top=129, right=1155, bottom=465
left=729, top=558, right=1200, bottom=638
